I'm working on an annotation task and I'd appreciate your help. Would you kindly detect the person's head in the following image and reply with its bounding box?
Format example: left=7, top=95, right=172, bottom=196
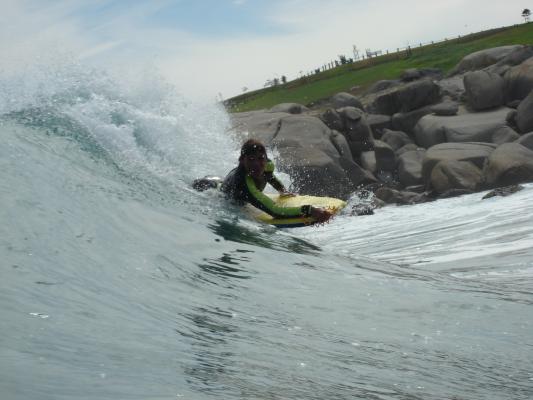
left=239, top=139, right=267, bottom=178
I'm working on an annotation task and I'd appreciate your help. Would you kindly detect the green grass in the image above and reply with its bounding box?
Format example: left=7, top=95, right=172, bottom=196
left=226, top=23, right=533, bottom=112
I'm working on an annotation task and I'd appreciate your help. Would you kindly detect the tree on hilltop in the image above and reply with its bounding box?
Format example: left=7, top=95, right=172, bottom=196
left=281, top=75, right=287, bottom=84
left=523, top=9, right=531, bottom=23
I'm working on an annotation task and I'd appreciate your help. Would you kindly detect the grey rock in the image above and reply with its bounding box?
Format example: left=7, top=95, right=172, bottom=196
left=504, top=57, right=533, bottom=102
left=482, top=184, right=524, bottom=199
left=484, top=143, right=533, bottom=187
left=449, top=45, right=523, bottom=76
left=430, top=160, right=483, bottom=193
left=391, top=106, right=434, bottom=136
left=516, top=90, right=533, bottom=133
left=381, top=129, right=413, bottom=151
left=337, top=107, right=375, bottom=156
left=398, top=149, right=426, bottom=187
left=396, top=143, right=420, bottom=156
left=374, top=187, right=426, bottom=205
left=431, top=100, right=459, bottom=116
left=366, top=114, right=392, bottom=138
left=230, top=111, right=289, bottom=143
left=464, top=71, right=505, bottom=111
left=414, top=108, right=510, bottom=148
left=370, top=79, right=441, bottom=115
left=319, top=108, right=344, bottom=132
left=436, top=75, right=465, bottom=101
left=330, top=130, right=354, bottom=160
left=331, top=92, right=364, bottom=110
left=366, top=80, right=400, bottom=94
left=374, top=140, right=396, bottom=171
left=492, top=126, right=520, bottom=145
left=516, top=132, right=533, bottom=151
left=401, top=68, right=443, bottom=82
left=422, top=142, right=497, bottom=183
left=360, top=151, right=377, bottom=173
left=270, top=103, right=309, bottom=114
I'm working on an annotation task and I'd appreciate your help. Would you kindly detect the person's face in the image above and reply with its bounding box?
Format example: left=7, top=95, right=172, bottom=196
left=242, top=152, right=267, bottom=178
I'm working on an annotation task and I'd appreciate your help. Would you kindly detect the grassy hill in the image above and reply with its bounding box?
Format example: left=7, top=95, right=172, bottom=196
left=225, top=23, right=533, bottom=113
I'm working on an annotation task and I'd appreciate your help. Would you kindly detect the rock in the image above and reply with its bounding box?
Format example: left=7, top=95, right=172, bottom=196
left=448, top=45, right=523, bottom=75
left=374, top=187, right=426, bottom=205
left=436, top=75, right=465, bottom=101
left=431, top=100, right=459, bottom=116
left=270, top=103, right=309, bottom=114
left=391, top=106, right=434, bottom=136
left=422, top=142, right=497, bottom=183
left=366, top=80, right=400, bottom=94
left=516, top=90, right=533, bottom=133
left=374, top=140, right=396, bottom=171
left=230, top=111, right=289, bottom=143
left=360, top=151, right=377, bottom=173
left=437, top=189, right=475, bottom=199
left=401, top=68, right=443, bottom=82
left=331, top=92, right=364, bottom=110
left=330, top=130, right=354, bottom=159
left=482, top=184, right=524, bottom=199
left=486, top=45, right=533, bottom=75
left=366, top=114, right=392, bottom=138
left=349, top=204, right=375, bottom=216
left=370, top=79, right=441, bottom=115
left=396, top=143, right=420, bottom=156
left=463, top=71, right=505, bottom=110
left=337, top=107, right=375, bottom=156
left=506, top=109, right=518, bottom=127
left=430, top=160, right=483, bottom=193
left=319, top=109, right=344, bottom=132
left=484, top=143, right=533, bottom=187
left=398, top=149, right=426, bottom=187
left=414, top=108, right=510, bottom=148
left=492, top=126, right=520, bottom=145
left=504, top=57, right=533, bottom=102
left=381, top=129, right=413, bottom=151
left=516, top=132, right=533, bottom=151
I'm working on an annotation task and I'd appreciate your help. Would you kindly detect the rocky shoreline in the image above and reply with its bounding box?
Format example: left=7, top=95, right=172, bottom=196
left=229, top=45, right=533, bottom=210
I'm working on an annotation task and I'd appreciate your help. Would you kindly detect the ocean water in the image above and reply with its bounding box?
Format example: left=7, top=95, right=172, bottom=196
left=1, top=61, right=533, bottom=400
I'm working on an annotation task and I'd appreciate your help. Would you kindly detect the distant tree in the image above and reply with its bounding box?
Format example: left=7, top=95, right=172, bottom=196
left=273, top=77, right=280, bottom=86
left=314, top=68, right=320, bottom=75
left=338, top=54, right=347, bottom=65
left=523, top=8, right=531, bottom=22
left=281, top=75, right=287, bottom=84
left=242, top=86, right=248, bottom=93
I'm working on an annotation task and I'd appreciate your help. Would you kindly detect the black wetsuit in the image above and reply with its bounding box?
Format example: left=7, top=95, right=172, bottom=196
left=221, top=160, right=311, bottom=219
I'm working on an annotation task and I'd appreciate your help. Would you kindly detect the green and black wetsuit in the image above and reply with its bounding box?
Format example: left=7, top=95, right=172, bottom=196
left=221, top=160, right=312, bottom=219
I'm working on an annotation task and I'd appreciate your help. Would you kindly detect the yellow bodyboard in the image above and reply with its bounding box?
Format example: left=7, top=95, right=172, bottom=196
left=248, top=194, right=346, bottom=227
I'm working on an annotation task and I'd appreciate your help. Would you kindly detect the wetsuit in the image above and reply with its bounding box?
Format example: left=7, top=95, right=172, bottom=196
left=221, top=160, right=312, bottom=219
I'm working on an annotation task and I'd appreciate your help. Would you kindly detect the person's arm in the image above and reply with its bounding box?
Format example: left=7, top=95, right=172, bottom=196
left=245, top=175, right=311, bottom=218
left=265, top=160, right=294, bottom=195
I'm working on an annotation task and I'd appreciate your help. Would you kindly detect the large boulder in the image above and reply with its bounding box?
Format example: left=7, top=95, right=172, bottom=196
left=486, top=45, right=533, bottom=75
left=381, top=129, right=413, bottom=151
left=369, top=79, right=441, bottom=115
left=463, top=71, right=505, bottom=110
left=516, top=90, right=533, bottom=133
left=373, top=140, right=396, bottom=171
left=391, top=106, right=434, bottom=136
left=360, top=151, right=377, bottom=173
left=492, top=126, right=520, bottom=145
left=230, top=111, right=289, bottom=143
left=319, top=108, right=344, bottom=132
left=516, top=132, right=533, bottom=151
left=430, top=160, right=483, bottom=193
left=431, top=99, right=459, bottom=116
left=366, top=114, right=392, bottom=138
left=337, top=107, right=375, bottom=156
left=504, top=58, right=533, bottom=102
left=422, top=142, right=497, bottom=183
left=270, top=103, right=309, bottom=114
left=331, top=92, right=364, bottom=110
left=436, top=75, right=465, bottom=101
left=484, top=143, right=533, bottom=187
left=374, top=187, right=425, bottom=205
left=398, top=149, right=426, bottom=187
left=366, top=80, right=400, bottom=94
left=448, top=45, right=523, bottom=76
left=414, top=107, right=510, bottom=148
left=401, top=68, right=443, bottom=82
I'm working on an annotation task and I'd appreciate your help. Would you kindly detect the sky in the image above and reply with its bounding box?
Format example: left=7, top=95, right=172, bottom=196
left=1, top=0, right=531, bottom=101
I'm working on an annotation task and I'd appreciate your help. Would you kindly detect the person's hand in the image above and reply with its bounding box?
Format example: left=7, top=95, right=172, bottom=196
left=310, top=206, right=333, bottom=223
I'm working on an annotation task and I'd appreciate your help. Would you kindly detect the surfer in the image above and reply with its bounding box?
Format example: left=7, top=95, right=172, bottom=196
left=220, top=139, right=332, bottom=223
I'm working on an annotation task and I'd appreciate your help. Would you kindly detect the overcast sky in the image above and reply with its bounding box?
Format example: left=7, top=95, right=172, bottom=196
left=1, top=0, right=530, bottom=100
